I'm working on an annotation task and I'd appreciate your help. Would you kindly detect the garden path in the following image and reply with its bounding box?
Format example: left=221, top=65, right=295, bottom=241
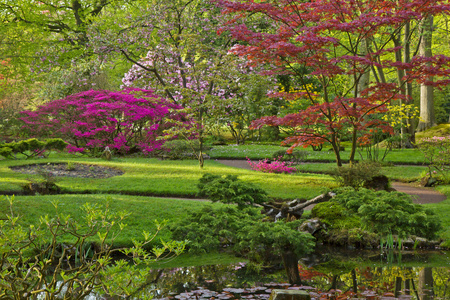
left=214, top=159, right=447, bottom=205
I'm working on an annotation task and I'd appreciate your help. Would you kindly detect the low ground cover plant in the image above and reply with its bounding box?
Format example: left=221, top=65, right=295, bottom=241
left=20, top=88, right=189, bottom=156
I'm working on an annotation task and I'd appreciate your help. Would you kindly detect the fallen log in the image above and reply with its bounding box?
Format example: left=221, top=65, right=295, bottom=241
left=261, top=192, right=336, bottom=221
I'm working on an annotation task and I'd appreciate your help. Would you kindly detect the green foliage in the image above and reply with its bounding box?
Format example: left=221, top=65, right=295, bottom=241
left=311, top=201, right=361, bottom=230
left=332, top=189, right=442, bottom=239
left=331, top=160, right=382, bottom=190
left=22, top=167, right=61, bottom=195
left=0, top=146, right=12, bottom=158
left=235, top=220, right=315, bottom=261
left=170, top=205, right=315, bottom=263
left=272, top=149, right=309, bottom=164
left=0, top=138, right=67, bottom=159
left=0, top=155, right=329, bottom=200
left=197, top=173, right=269, bottom=207
left=417, top=136, right=450, bottom=183
left=159, top=139, right=205, bottom=160
left=170, top=205, right=263, bottom=253
left=0, top=195, right=186, bottom=299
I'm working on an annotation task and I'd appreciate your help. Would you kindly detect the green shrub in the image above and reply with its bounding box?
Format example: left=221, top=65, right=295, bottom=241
left=333, top=189, right=442, bottom=239
left=170, top=205, right=315, bottom=263
left=311, top=201, right=361, bottom=229
left=331, top=160, right=382, bottom=190
left=197, top=173, right=268, bottom=207
left=170, top=205, right=263, bottom=253
left=0, top=138, right=68, bottom=159
left=235, top=220, right=315, bottom=261
left=0, top=146, right=12, bottom=158
left=159, top=139, right=211, bottom=160
left=272, top=149, right=309, bottom=164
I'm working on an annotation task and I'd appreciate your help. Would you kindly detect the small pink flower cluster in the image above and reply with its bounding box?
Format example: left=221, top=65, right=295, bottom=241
left=247, top=157, right=297, bottom=174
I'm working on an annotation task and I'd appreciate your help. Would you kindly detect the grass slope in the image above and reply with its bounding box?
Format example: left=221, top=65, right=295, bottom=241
left=0, top=194, right=214, bottom=247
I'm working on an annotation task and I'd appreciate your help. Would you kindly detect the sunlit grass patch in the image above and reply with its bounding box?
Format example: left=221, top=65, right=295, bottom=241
left=0, top=194, right=214, bottom=247
left=0, top=155, right=334, bottom=200
left=208, top=144, right=426, bottom=164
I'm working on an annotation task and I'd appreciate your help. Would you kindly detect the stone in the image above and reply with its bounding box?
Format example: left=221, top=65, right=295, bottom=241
left=299, top=218, right=323, bottom=235
left=420, top=176, right=438, bottom=187
left=269, top=289, right=311, bottom=300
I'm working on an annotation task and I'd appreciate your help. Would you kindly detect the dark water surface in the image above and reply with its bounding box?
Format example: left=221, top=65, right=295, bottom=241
left=151, top=248, right=450, bottom=299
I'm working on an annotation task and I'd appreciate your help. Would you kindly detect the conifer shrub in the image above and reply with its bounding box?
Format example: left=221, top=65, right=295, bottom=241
left=0, top=138, right=67, bottom=159
left=197, top=174, right=268, bottom=207
left=331, top=160, right=383, bottom=190
left=170, top=205, right=315, bottom=263
left=332, top=189, right=442, bottom=239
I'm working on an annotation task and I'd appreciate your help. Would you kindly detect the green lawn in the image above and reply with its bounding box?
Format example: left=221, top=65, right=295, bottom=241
left=0, top=194, right=215, bottom=247
left=0, top=155, right=334, bottom=200
left=207, top=144, right=427, bottom=164
left=0, top=148, right=448, bottom=249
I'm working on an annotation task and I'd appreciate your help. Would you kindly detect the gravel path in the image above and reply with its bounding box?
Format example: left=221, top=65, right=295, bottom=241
left=214, top=159, right=447, bottom=205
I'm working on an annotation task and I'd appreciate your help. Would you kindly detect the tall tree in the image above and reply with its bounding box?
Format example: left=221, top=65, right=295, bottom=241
left=215, top=0, right=450, bottom=166
left=417, top=16, right=437, bottom=131
left=90, top=0, right=259, bottom=167
left=0, top=0, right=131, bottom=101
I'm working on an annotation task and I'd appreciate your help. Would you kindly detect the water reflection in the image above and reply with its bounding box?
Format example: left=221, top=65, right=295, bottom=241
left=152, top=250, right=449, bottom=300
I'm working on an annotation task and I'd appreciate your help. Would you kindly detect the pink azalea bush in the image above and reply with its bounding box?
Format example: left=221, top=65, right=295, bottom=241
left=20, top=88, right=189, bottom=155
left=247, top=157, right=297, bottom=174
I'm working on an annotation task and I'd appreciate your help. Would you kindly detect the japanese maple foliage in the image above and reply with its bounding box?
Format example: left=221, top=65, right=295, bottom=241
left=20, top=88, right=188, bottom=155
left=215, top=0, right=450, bottom=166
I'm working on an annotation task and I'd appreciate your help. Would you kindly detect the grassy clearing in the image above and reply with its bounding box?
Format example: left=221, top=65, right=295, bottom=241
left=1, top=148, right=448, bottom=249
left=0, top=155, right=334, bottom=200
left=208, top=144, right=426, bottom=164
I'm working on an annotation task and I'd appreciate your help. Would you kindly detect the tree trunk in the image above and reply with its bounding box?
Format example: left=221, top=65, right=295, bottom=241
left=329, top=275, right=339, bottom=291
left=395, top=276, right=403, bottom=298
left=405, top=278, right=411, bottom=295
left=281, top=250, right=302, bottom=285
left=404, top=21, right=416, bottom=145
left=419, top=267, right=434, bottom=300
left=330, top=132, right=342, bottom=167
left=351, top=269, right=358, bottom=294
left=417, top=16, right=436, bottom=132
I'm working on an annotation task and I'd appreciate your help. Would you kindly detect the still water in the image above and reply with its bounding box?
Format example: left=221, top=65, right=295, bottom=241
left=151, top=248, right=450, bottom=300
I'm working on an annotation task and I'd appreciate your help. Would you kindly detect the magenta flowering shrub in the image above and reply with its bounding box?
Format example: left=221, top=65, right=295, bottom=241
left=247, top=157, right=297, bottom=174
left=20, top=88, right=188, bottom=155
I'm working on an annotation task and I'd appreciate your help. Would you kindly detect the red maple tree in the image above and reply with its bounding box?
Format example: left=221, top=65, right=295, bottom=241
left=215, top=0, right=450, bottom=166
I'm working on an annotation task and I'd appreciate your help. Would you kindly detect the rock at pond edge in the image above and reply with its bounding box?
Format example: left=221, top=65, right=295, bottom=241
left=269, top=289, right=311, bottom=300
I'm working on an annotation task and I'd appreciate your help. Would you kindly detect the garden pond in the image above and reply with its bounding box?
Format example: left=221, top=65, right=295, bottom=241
left=148, top=247, right=450, bottom=300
